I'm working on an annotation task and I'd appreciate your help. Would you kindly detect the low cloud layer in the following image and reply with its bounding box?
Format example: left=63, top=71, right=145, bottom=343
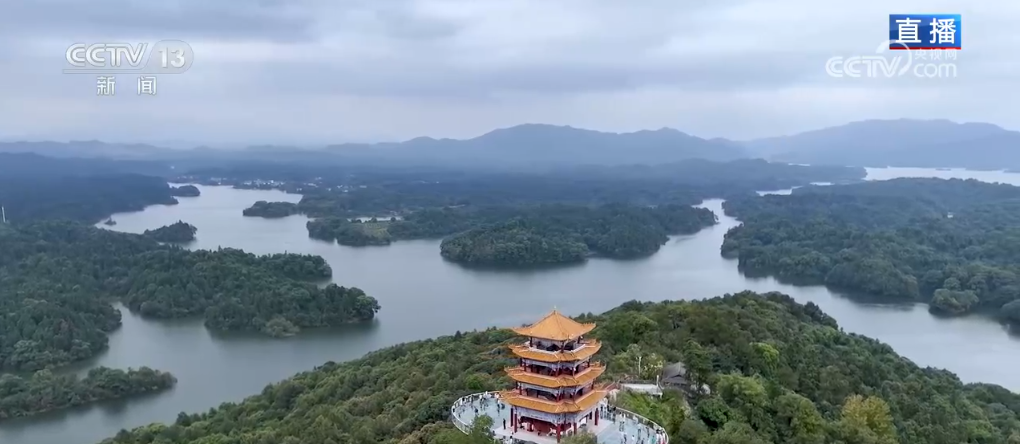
left=0, top=0, right=1014, bottom=145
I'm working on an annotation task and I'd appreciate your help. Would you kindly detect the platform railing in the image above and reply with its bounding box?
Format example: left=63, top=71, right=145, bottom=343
left=450, top=391, right=502, bottom=433
left=610, top=405, right=670, bottom=444
left=450, top=391, right=669, bottom=443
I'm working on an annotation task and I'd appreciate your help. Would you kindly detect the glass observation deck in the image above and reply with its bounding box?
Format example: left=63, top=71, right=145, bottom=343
left=451, top=391, right=668, bottom=444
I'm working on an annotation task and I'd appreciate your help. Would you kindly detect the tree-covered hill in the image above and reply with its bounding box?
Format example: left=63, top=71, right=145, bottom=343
left=0, top=366, right=176, bottom=420
left=439, top=204, right=718, bottom=266
left=169, top=185, right=201, bottom=197
left=0, top=153, right=179, bottom=224
left=440, top=218, right=590, bottom=266
left=307, top=203, right=718, bottom=263
left=142, top=220, right=198, bottom=243
left=0, top=221, right=379, bottom=371
left=0, top=173, right=178, bottom=223
left=243, top=201, right=300, bottom=218
left=234, top=159, right=856, bottom=257
left=722, top=178, right=1020, bottom=318
left=99, top=292, right=1020, bottom=444
left=239, top=159, right=865, bottom=219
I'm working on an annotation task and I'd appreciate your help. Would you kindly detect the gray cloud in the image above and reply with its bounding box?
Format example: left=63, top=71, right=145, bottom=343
left=0, top=0, right=1015, bottom=144
left=224, top=50, right=832, bottom=99
left=0, top=0, right=319, bottom=42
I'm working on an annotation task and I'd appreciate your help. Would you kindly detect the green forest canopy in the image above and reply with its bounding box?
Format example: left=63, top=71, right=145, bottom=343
left=0, top=221, right=380, bottom=371
left=198, top=158, right=866, bottom=207
left=307, top=203, right=717, bottom=263
left=438, top=204, right=717, bottom=265
left=98, top=292, right=1020, bottom=444
left=722, top=178, right=1020, bottom=319
left=0, top=153, right=182, bottom=224
left=142, top=220, right=198, bottom=243
left=234, top=159, right=861, bottom=259
left=0, top=366, right=176, bottom=420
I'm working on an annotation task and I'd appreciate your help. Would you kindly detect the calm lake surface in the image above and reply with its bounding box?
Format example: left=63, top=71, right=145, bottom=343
left=5, top=167, right=1020, bottom=444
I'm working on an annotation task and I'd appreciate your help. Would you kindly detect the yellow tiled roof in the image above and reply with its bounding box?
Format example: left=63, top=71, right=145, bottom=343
left=511, top=310, right=596, bottom=341
left=505, top=362, right=605, bottom=388
left=499, top=387, right=609, bottom=414
left=509, top=340, right=602, bottom=362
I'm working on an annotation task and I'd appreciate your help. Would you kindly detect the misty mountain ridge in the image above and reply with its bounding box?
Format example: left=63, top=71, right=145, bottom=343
left=0, top=124, right=745, bottom=167
left=0, top=140, right=178, bottom=159
left=322, top=124, right=746, bottom=166
left=1, top=119, right=1017, bottom=170
left=746, top=119, right=1019, bottom=170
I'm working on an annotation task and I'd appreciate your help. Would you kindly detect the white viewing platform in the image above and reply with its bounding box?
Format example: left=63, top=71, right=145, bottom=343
left=451, top=391, right=668, bottom=444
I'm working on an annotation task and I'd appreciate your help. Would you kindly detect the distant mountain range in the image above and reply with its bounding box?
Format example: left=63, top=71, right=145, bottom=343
left=319, top=124, right=746, bottom=166
left=0, top=152, right=174, bottom=177
left=1, top=119, right=1017, bottom=170
left=745, top=119, right=1020, bottom=170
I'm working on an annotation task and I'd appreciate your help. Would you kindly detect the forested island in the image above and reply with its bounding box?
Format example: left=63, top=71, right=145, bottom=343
left=237, top=159, right=866, bottom=220
left=0, top=366, right=176, bottom=420
left=0, top=153, right=381, bottom=372
left=0, top=221, right=379, bottom=370
left=306, top=204, right=717, bottom=264
left=99, top=292, right=1020, bottom=444
left=0, top=154, right=179, bottom=223
left=440, top=219, right=589, bottom=265
left=232, top=160, right=861, bottom=263
left=169, top=185, right=201, bottom=197
left=307, top=217, right=395, bottom=246
left=439, top=204, right=718, bottom=265
left=142, top=221, right=197, bottom=243
left=722, top=178, right=1020, bottom=321
left=243, top=200, right=300, bottom=218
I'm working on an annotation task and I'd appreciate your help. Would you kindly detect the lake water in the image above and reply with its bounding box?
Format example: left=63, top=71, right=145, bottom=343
left=4, top=167, right=1020, bottom=444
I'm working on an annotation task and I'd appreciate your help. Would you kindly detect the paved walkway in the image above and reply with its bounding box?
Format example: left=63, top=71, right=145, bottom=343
left=451, top=392, right=667, bottom=444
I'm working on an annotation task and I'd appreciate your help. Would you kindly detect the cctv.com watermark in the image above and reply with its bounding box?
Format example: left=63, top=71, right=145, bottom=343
left=825, top=40, right=958, bottom=79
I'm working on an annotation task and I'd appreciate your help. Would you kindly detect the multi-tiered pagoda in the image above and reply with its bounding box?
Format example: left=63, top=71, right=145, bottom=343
left=500, top=310, right=609, bottom=442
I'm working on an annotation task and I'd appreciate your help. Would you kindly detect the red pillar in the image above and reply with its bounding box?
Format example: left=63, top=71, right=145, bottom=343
left=556, top=423, right=561, bottom=442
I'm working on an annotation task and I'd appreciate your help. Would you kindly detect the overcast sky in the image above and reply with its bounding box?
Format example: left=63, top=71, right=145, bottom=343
left=0, top=0, right=1015, bottom=145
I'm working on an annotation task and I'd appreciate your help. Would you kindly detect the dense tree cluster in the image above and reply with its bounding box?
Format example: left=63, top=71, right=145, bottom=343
left=722, top=178, right=1020, bottom=319
left=0, top=174, right=178, bottom=224
left=0, top=220, right=379, bottom=370
left=142, top=221, right=198, bottom=243
left=97, top=292, right=1020, bottom=444
left=0, top=153, right=182, bottom=224
left=0, top=366, right=176, bottom=420
left=234, top=159, right=865, bottom=220
left=236, top=161, right=859, bottom=262
left=169, top=185, right=201, bottom=197
left=440, top=204, right=718, bottom=265
left=304, top=203, right=717, bottom=264
left=441, top=219, right=590, bottom=266
left=242, top=201, right=300, bottom=218
left=306, top=218, right=394, bottom=246
left=0, top=153, right=384, bottom=415
left=193, top=159, right=864, bottom=198
left=232, top=160, right=861, bottom=262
